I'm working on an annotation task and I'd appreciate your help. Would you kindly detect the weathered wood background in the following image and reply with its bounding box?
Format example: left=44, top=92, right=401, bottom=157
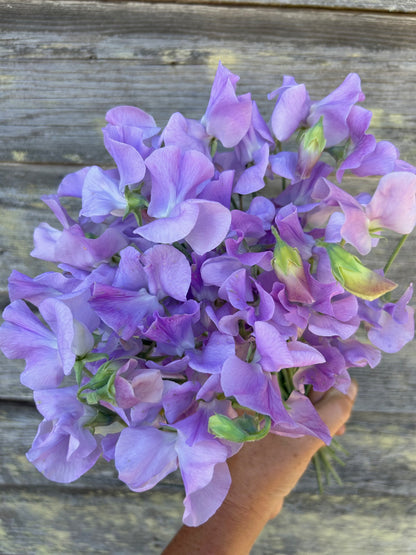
left=1, top=1, right=415, bottom=553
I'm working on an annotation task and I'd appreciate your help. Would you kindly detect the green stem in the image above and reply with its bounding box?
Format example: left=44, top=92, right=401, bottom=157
left=384, top=234, right=409, bottom=274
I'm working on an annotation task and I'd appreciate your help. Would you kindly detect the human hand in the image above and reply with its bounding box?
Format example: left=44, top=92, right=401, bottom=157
left=163, top=381, right=358, bottom=555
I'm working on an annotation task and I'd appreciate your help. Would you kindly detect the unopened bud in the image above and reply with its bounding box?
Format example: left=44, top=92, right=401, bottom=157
left=297, top=116, right=326, bottom=179
left=319, top=241, right=397, bottom=301
left=272, top=227, right=314, bottom=303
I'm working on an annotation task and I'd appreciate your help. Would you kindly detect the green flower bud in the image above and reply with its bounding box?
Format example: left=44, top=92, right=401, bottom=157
left=271, top=227, right=314, bottom=303
left=124, top=186, right=149, bottom=226
left=319, top=241, right=397, bottom=301
left=77, top=359, right=117, bottom=405
left=208, top=412, right=271, bottom=442
left=297, top=116, right=326, bottom=179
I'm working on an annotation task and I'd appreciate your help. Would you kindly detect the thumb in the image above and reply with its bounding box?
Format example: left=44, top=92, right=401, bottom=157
left=314, top=380, right=358, bottom=437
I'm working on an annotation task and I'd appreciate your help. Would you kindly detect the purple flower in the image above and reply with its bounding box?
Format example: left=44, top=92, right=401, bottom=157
left=144, top=300, right=200, bottom=356
left=0, top=299, right=77, bottom=390
left=307, top=73, right=365, bottom=147
left=104, top=105, right=160, bottom=159
left=293, top=339, right=351, bottom=394
left=115, top=426, right=178, bottom=491
left=102, top=125, right=146, bottom=190
left=89, top=283, right=162, bottom=340
left=2, top=64, right=415, bottom=524
left=8, top=270, right=79, bottom=306
left=115, top=401, right=238, bottom=526
left=144, top=146, right=214, bottom=218
left=80, top=166, right=128, bottom=220
left=162, top=112, right=211, bottom=156
left=188, top=331, right=235, bottom=374
left=114, top=359, right=164, bottom=409
left=201, top=62, right=252, bottom=148
left=135, top=145, right=232, bottom=254
left=221, top=355, right=330, bottom=443
left=366, top=171, right=416, bottom=235
left=137, top=198, right=232, bottom=255
left=32, top=220, right=127, bottom=272
left=314, top=172, right=416, bottom=254
left=361, top=285, right=414, bottom=353
left=335, top=106, right=376, bottom=182
left=268, top=76, right=310, bottom=141
left=254, top=321, right=325, bottom=372
left=26, top=386, right=101, bottom=482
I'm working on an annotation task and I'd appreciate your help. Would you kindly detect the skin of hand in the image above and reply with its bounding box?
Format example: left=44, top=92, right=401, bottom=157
left=162, top=380, right=358, bottom=555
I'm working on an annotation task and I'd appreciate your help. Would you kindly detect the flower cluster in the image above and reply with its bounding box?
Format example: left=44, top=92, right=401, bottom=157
left=1, top=63, right=415, bottom=526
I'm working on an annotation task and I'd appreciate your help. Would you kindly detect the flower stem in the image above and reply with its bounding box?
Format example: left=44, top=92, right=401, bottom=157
left=384, top=234, right=409, bottom=274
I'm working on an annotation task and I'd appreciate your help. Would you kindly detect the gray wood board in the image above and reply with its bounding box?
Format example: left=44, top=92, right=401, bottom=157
left=0, top=3, right=416, bottom=164
left=32, top=0, right=416, bottom=14
left=1, top=2, right=416, bottom=553
left=1, top=401, right=415, bottom=553
left=2, top=402, right=416, bottom=495
left=1, top=488, right=415, bottom=554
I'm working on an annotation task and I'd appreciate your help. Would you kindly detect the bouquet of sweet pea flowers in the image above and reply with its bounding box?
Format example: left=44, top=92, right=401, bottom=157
left=1, top=62, right=415, bottom=527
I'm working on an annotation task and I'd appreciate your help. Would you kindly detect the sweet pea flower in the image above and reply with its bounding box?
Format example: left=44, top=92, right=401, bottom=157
left=135, top=145, right=231, bottom=254
left=313, top=172, right=416, bottom=254
left=115, top=400, right=238, bottom=527
left=201, top=61, right=252, bottom=148
left=307, top=73, right=365, bottom=147
left=27, top=386, right=101, bottom=482
left=268, top=76, right=310, bottom=141
left=296, top=117, right=326, bottom=180
left=0, top=299, right=80, bottom=390
left=162, top=112, right=211, bottom=157
left=360, top=285, right=414, bottom=353
left=1, top=64, right=415, bottom=527
left=335, top=105, right=376, bottom=182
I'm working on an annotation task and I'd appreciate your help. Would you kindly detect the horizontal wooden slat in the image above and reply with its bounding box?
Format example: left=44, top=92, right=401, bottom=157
left=0, top=488, right=415, bottom=554
left=0, top=3, right=415, bottom=165
left=1, top=2, right=415, bottom=554
left=2, top=402, right=416, bottom=494
left=1, top=400, right=415, bottom=553
left=4, top=0, right=416, bottom=18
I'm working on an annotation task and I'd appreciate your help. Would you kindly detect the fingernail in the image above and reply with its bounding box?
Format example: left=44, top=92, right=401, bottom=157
left=347, top=380, right=358, bottom=401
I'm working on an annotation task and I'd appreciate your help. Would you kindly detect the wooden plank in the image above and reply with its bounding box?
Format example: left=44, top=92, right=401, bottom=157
left=0, top=3, right=415, bottom=164
left=2, top=402, right=415, bottom=495
left=1, top=400, right=415, bottom=553
left=254, top=493, right=416, bottom=555
left=0, top=488, right=414, bottom=554
left=1, top=3, right=415, bottom=554
left=15, top=0, right=416, bottom=15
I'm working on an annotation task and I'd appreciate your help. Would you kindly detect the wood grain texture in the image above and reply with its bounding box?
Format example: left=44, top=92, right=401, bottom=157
left=56, top=0, right=416, bottom=14
left=1, top=488, right=415, bottom=554
left=2, top=402, right=416, bottom=495
left=1, top=401, right=416, bottom=553
left=0, top=2, right=416, bottom=165
left=0, top=1, right=415, bottom=554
